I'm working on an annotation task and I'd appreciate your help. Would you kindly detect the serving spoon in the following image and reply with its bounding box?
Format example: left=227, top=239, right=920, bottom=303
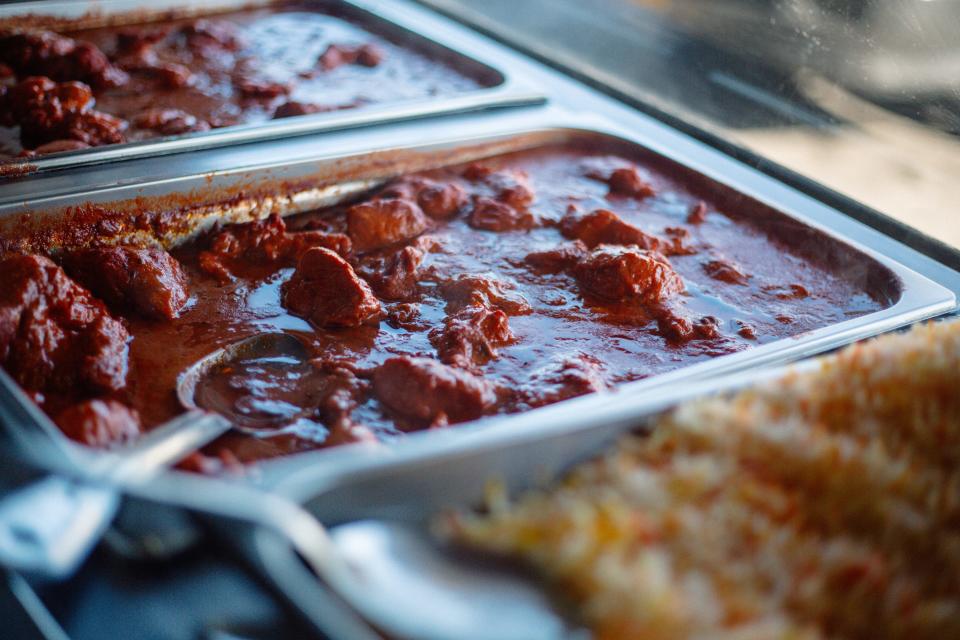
left=0, top=332, right=313, bottom=578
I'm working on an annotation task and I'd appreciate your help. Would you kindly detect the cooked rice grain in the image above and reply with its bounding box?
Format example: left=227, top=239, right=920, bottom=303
left=443, top=321, right=960, bottom=639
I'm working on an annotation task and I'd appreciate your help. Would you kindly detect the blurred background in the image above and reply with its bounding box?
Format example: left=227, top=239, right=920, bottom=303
left=422, top=0, right=960, bottom=249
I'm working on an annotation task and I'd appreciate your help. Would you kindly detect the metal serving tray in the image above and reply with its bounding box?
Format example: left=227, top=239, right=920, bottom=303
left=0, top=117, right=954, bottom=487
left=126, top=358, right=833, bottom=640
left=0, top=0, right=543, bottom=176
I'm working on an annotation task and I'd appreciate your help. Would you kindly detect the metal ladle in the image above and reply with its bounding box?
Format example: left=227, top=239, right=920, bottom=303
left=0, top=332, right=312, bottom=578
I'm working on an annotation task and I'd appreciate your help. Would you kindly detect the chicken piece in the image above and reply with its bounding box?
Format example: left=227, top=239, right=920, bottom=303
left=372, top=356, right=497, bottom=426
left=0, top=254, right=129, bottom=394
left=2, top=76, right=126, bottom=149
left=132, top=108, right=209, bottom=135
left=282, top=248, right=381, bottom=328
left=524, top=240, right=589, bottom=274
left=0, top=30, right=128, bottom=88
left=518, top=355, right=607, bottom=408
left=199, top=213, right=351, bottom=281
left=652, top=306, right=722, bottom=344
left=585, top=164, right=654, bottom=199
left=703, top=259, right=749, bottom=285
left=347, top=198, right=430, bottom=252
left=55, top=398, right=140, bottom=448
left=429, top=306, right=514, bottom=368
left=560, top=208, right=661, bottom=251
left=439, top=274, right=532, bottom=315
left=361, top=244, right=426, bottom=301
left=418, top=181, right=467, bottom=219
left=61, top=245, right=189, bottom=320
left=468, top=197, right=537, bottom=232
left=573, top=246, right=684, bottom=305
left=317, top=43, right=385, bottom=70
left=463, top=165, right=535, bottom=210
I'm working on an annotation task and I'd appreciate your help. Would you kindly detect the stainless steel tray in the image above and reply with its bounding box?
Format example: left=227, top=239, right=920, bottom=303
left=203, top=360, right=829, bottom=639
left=0, top=118, right=954, bottom=486
left=0, top=0, right=543, bottom=176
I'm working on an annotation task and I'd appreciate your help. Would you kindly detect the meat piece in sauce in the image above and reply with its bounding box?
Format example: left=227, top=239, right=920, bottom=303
left=361, top=244, right=427, bottom=301
left=233, top=75, right=292, bottom=99
left=132, top=108, right=210, bottom=136
left=439, top=274, right=532, bottom=315
left=463, top=164, right=535, bottom=210
left=382, top=178, right=468, bottom=220
left=524, top=240, right=589, bottom=274
left=561, top=208, right=661, bottom=251
left=199, top=213, right=351, bottom=281
left=61, top=245, right=190, bottom=320
left=2, top=76, right=126, bottom=149
left=18, top=139, right=90, bottom=157
left=519, top=355, right=607, bottom=408
left=652, top=307, right=722, bottom=344
left=180, top=20, right=243, bottom=53
left=586, top=164, right=654, bottom=200
left=468, top=197, right=538, bottom=232
left=55, top=398, right=140, bottom=448
left=573, top=246, right=684, bottom=305
left=0, top=30, right=128, bottom=89
left=317, top=43, right=385, bottom=71
left=703, top=259, right=750, bottom=286
left=0, top=254, right=129, bottom=394
left=347, top=197, right=430, bottom=252
left=114, top=28, right=169, bottom=60
left=687, top=201, right=708, bottom=224
left=283, top=247, right=381, bottom=328
left=430, top=306, right=514, bottom=368
left=273, top=101, right=335, bottom=119
left=372, top=356, right=497, bottom=427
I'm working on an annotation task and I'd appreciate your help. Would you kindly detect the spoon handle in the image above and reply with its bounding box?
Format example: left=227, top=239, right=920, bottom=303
left=108, top=410, right=234, bottom=482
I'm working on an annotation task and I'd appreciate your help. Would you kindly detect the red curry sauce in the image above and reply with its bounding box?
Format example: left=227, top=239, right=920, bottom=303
left=0, top=144, right=887, bottom=468
left=0, top=2, right=489, bottom=157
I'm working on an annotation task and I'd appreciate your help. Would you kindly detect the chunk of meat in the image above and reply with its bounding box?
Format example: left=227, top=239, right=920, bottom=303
left=380, top=177, right=467, bottom=219
left=0, top=30, right=128, bottom=88
left=272, top=100, right=342, bottom=119
left=55, top=399, right=140, bottom=448
left=317, top=43, right=385, bottom=70
left=373, top=356, right=497, bottom=426
left=61, top=246, right=189, bottom=320
left=347, top=198, right=430, bottom=252
left=573, top=246, right=684, bottom=305
left=419, top=182, right=467, bottom=219
left=199, top=214, right=351, bottom=281
left=703, top=259, right=749, bottom=285
left=114, top=28, right=168, bottom=58
left=361, top=245, right=426, bottom=300
left=283, top=248, right=381, bottom=328
left=652, top=306, right=722, bottom=344
left=687, top=201, right=708, bottom=224
left=586, top=164, right=654, bottom=199
left=429, top=306, right=514, bottom=368
left=132, top=108, right=209, bottom=136
left=181, top=20, right=242, bottom=52
left=18, top=138, right=90, bottom=157
left=0, top=254, right=129, bottom=394
left=560, top=208, right=661, bottom=251
left=524, top=240, right=588, bottom=273
left=468, top=197, right=537, bottom=232
left=1, top=76, right=126, bottom=149
left=233, top=74, right=291, bottom=99
left=519, top=355, right=607, bottom=408
left=439, top=274, right=532, bottom=315
left=464, top=166, right=535, bottom=210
